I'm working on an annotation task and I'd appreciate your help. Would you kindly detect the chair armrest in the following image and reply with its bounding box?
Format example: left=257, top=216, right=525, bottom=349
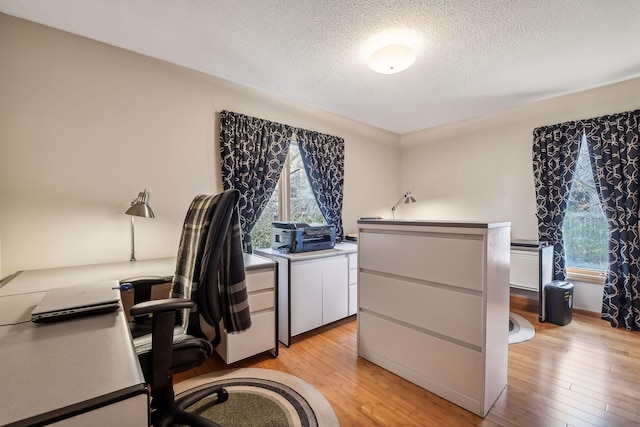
left=120, top=275, right=173, bottom=286
left=120, top=275, right=173, bottom=306
left=130, top=298, right=194, bottom=317
left=132, top=298, right=196, bottom=392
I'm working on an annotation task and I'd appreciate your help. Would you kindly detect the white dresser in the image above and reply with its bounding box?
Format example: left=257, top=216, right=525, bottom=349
left=347, top=251, right=358, bottom=316
left=357, top=219, right=510, bottom=417
left=215, top=253, right=278, bottom=363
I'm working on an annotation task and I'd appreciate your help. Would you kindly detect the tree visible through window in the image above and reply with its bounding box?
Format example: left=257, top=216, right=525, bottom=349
left=251, top=141, right=324, bottom=249
left=563, top=134, right=608, bottom=273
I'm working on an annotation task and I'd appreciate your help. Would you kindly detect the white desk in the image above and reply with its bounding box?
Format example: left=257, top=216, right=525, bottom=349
left=0, top=258, right=175, bottom=427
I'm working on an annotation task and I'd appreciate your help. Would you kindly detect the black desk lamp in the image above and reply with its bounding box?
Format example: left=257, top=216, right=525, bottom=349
left=125, top=190, right=155, bottom=262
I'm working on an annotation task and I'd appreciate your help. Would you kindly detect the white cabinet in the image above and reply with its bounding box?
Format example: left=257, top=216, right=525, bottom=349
left=290, top=260, right=323, bottom=335
left=290, top=255, right=348, bottom=336
left=357, top=220, right=510, bottom=418
left=215, top=254, right=277, bottom=364
left=348, top=253, right=358, bottom=316
left=255, top=243, right=355, bottom=346
left=321, top=256, right=349, bottom=324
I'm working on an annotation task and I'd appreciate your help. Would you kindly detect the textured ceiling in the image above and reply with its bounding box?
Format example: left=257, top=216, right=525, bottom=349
left=1, top=0, right=640, bottom=134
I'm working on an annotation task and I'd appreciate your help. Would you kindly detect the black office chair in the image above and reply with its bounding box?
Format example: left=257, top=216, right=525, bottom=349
left=124, top=189, right=251, bottom=427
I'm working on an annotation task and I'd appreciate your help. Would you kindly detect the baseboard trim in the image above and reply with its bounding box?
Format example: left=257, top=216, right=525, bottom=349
left=573, top=307, right=602, bottom=319
left=509, top=293, right=600, bottom=318
left=509, top=294, right=537, bottom=313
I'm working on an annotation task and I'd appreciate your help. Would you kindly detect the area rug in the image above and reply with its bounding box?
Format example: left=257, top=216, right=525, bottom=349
left=174, top=368, right=339, bottom=427
left=509, top=312, right=535, bottom=344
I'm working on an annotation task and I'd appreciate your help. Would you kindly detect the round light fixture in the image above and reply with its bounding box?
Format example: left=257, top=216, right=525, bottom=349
left=368, top=44, right=416, bottom=74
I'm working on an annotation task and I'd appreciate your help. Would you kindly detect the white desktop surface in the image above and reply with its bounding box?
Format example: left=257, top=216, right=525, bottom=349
left=0, top=258, right=176, bottom=426
left=0, top=291, right=46, bottom=325
left=0, top=257, right=175, bottom=296
left=0, top=293, right=145, bottom=426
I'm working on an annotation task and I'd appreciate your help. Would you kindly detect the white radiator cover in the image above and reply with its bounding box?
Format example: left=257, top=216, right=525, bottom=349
left=509, top=245, right=553, bottom=292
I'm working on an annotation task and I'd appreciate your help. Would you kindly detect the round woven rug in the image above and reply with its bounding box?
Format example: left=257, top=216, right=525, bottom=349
left=509, top=312, right=535, bottom=344
left=174, top=368, right=339, bottom=427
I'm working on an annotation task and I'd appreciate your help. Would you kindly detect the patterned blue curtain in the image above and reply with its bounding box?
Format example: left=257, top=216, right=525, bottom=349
left=532, top=122, right=583, bottom=280
left=296, top=129, right=345, bottom=240
left=585, top=110, right=640, bottom=330
left=219, top=110, right=292, bottom=252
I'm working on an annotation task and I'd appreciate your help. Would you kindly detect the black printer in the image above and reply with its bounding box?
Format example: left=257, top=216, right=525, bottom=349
left=271, top=221, right=336, bottom=253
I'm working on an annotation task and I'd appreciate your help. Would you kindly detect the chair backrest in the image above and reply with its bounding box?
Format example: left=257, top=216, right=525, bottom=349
left=169, top=189, right=245, bottom=344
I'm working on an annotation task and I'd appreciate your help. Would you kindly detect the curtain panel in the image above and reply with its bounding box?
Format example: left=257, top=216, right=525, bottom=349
left=533, top=109, right=640, bottom=330
left=219, top=110, right=292, bottom=252
left=585, top=110, right=640, bottom=330
left=532, top=122, right=583, bottom=280
left=219, top=110, right=345, bottom=251
left=296, top=129, right=345, bottom=240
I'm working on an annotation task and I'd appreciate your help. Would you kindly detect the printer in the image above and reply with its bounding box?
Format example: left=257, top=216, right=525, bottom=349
left=271, top=221, right=336, bottom=253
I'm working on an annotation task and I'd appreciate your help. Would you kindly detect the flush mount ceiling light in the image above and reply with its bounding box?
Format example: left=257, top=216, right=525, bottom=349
left=368, top=44, right=416, bottom=74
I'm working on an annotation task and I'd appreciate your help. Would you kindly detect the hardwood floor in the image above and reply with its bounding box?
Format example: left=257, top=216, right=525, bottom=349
left=175, top=308, right=640, bottom=426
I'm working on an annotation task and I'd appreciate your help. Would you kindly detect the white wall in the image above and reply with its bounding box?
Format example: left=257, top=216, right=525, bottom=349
left=0, top=14, right=400, bottom=277
left=399, top=76, right=640, bottom=312
left=3, top=13, right=636, bottom=314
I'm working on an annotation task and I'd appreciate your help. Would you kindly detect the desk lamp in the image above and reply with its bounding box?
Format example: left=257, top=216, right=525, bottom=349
left=125, top=190, right=155, bottom=262
left=391, top=191, right=416, bottom=219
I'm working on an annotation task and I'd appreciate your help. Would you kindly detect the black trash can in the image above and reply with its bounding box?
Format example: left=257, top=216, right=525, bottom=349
left=544, top=281, right=574, bottom=325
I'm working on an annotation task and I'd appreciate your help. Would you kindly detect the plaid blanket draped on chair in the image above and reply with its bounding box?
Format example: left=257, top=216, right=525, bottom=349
left=171, top=191, right=251, bottom=335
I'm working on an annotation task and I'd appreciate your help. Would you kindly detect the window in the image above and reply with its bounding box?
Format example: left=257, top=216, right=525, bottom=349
left=251, top=141, right=324, bottom=249
left=562, top=134, right=608, bottom=280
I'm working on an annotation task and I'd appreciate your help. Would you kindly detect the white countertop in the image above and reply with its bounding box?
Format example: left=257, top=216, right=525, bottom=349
left=357, top=219, right=511, bottom=228
left=255, top=241, right=357, bottom=261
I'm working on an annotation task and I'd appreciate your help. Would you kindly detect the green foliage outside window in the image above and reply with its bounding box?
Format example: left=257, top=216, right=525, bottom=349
left=563, top=136, right=608, bottom=271
left=251, top=142, right=324, bottom=249
left=252, top=188, right=280, bottom=250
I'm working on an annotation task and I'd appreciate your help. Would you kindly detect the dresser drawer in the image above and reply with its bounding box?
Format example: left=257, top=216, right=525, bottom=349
left=348, top=283, right=357, bottom=316
left=348, top=253, right=358, bottom=285
left=359, top=231, right=485, bottom=291
left=359, top=311, right=484, bottom=402
left=360, top=271, right=483, bottom=347
left=246, top=269, right=275, bottom=293
left=348, top=253, right=358, bottom=267
left=217, top=310, right=275, bottom=364
left=348, top=268, right=357, bottom=285
left=248, top=290, right=274, bottom=313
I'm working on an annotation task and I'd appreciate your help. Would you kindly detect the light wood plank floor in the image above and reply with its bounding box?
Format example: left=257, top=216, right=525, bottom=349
left=175, top=307, right=640, bottom=426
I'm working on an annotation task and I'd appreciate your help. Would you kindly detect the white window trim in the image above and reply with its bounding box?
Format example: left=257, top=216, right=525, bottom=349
left=563, top=133, right=608, bottom=282
left=279, top=151, right=291, bottom=221
left=566, top=267, right=606, bottom=285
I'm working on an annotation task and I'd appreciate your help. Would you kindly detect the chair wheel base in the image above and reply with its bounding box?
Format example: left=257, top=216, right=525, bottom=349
left=217, top=388, right=229, bottom=403
left=151, top=386, right=229, bottom=427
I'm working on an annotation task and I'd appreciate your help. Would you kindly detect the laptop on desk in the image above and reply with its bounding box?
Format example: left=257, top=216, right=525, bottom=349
left=31, top=281, right=121, bottom=323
